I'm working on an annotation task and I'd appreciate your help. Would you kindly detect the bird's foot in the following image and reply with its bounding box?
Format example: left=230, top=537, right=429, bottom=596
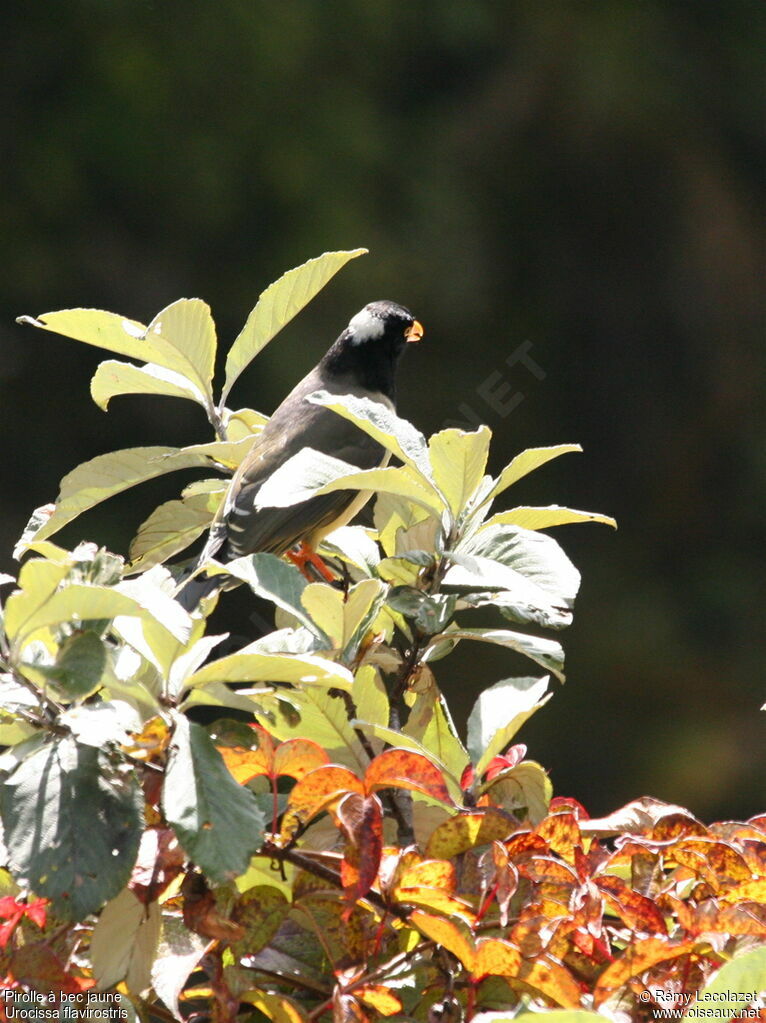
left=287, top=542, right=337, bottom=584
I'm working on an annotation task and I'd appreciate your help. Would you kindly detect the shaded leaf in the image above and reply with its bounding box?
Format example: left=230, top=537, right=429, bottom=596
left=0, top=737, right=143, bottom=919
left=128, top=493, right=218, bottom=572
left=91, top=888, right=160, bottom=992
left=446, top=629, right=565, bottom=681
left=162, top=714, right=266, bottom=883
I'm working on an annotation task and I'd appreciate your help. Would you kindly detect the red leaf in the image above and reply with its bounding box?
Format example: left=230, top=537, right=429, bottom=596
left=280, top=764, right=364, bottom=840
left=338, top=792, right=384, bottom=910
left=595, top=875, right=667, bottom=935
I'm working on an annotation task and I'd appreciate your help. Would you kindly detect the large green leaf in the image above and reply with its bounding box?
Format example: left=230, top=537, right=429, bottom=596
left=308, top=389, right=436, bottom=482
left=128, top=493, right=219, bottom=573
left=7, top=581, right=190, bottom=650
left=259, top=688, right=369, bottom=773
left=91, top=889, right=161, bottom=992
left=183, top=646, right=354, bottom=693
left=17, top=308, right=150, bottom=360
left=482, top=504, right=617, bottom=531
left=0, top=737, right=143, bottom=919
left=90, top=360, right=206, bottom=410
left=466, top=676, right=551, bottom=777
left=691, top=946, right=766, bottom=1014
left=210, top=553, right=317, bottom=634
left=428, top=426, right=491, bottom=519
left=254, top=447, right=443, bottom=516
left=16, top=447, right=216, bottom=549
left=162, top=714, right=265, bottom=883
left=144, top=298, right=217, bottom=403
left=435, top=628, right=565, bottom=681
left=483, top=444, right=582, bottom=506
left=221, top=248, right=367, bottom=404
left=2, top=558, right=70, bottom=641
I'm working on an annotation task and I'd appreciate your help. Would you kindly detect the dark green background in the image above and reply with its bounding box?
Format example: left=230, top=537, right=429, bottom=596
left=2, top=2, right=763, bottom=820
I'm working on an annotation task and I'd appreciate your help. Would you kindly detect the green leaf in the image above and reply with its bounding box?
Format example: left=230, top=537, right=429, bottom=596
left=211, top=553, right=318, bottom=634
left=259, top=689, right=368, bottom=773
left=2, top=557, right=70, bottom=641
left=405, top=693, right=470, bottom=788
left=16, top=446, right=217, bottom=549
left=452, top=524, right=581, bottom=628
left=128, top=493, right=219, bottom=573
left=144, top=298, right=217, bottom=403
left=162, top=713, right=265, bottom=882
left=90, top=359, right=206, bottom=411
left=484, top=444, right=583, bottom=506
left=319, top=525, right=380, bottom=576
left=301, top=578, right=385, bottom=654
left=442, top=628, right=565, bottom=681
left=17, top=308, right=150, bottom=360
left=150, top=913, right=210, bottom=1021
left=428, top=426, right=491, bottom=519
left=41, top=629, right=107, bottom=698
left=221, top=248, right=367, bottom=404
left=691, top=945, right=766, bottom=1015
left=352, top=665, right=389, bottom=731
left=179, top=437, right=254, bottom=470
left=91, top=888, right=161, bottom=992
left=482, top=504, right=617, bottom=531
left=480, top=760, right=552, bottom=825
left=467, top=676, right=551, bottom=776
left=8, top=581, right=190, bottom=651
left=0, top=737, right=143, bottom=919
left=183, top=646, right=354, bottom=693
left=309, top=390, right=436, bottom=483
left=255, top=447, right=443, bottom=517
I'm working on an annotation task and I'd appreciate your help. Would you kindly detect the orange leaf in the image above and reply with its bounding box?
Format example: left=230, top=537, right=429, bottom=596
left=339, top=792, right=384, bottom=908
left=536, top=812, right=582, bottom=864
left=720, top=878, right=766, bottom=904
left=410, top=911, right=475, bottom=969
left=425, top=809, right=516, bottom=859
left=472, top=938, right=521, bottom=979
left=273, top=738, right=330, bottom=779
left=218, top=744, right=271, bottom=784
left=394, top=858, right=456, bottom=893
left=595, top=874, right=667, bottom=934
left=364, top=748, right=453, bottom=805
left=355, top=985, right=402, bottom=1016
left=593, top=936, right=697, bottom=1005
left=280, top=764, right=364, bottom=840
left=512, top=957, right=584, bottom=1009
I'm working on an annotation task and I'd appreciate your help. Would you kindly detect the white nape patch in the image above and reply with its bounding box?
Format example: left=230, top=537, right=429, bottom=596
left=348, top=307, right=386, bottom=340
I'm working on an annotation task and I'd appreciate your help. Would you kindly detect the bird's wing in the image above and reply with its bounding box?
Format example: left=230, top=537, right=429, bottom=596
left=217, top=370, right=387, bottom=560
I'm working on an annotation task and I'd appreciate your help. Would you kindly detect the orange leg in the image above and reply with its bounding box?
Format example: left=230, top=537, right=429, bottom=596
left=286, top=542, right=337, bottom=584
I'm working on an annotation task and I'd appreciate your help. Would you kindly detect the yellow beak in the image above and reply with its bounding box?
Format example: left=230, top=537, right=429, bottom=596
left=405, top=320, right=424, bottom=343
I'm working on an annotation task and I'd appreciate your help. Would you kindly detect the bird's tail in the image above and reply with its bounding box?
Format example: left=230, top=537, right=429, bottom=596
left=175, top=572, right=220, bottom=611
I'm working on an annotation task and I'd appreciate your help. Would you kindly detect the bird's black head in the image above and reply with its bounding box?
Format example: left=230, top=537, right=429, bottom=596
left=321, top=300, right=424, bottom=401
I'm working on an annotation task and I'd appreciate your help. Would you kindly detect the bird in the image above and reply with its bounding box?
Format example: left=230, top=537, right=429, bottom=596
left=176, top=300, right=424, bottom=610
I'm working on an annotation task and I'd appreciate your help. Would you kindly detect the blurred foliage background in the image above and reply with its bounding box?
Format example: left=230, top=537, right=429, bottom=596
left=1, top=1, right=763, bottom=821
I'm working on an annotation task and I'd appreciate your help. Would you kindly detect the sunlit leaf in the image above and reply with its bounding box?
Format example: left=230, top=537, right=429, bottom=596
left=255, top=447, right=443, bottom=517
left=309, top=390, right=436, bottom=483
left=410, top=911, right=475, bottom=969
left=483, top=444, right=582, bottom=505
left=222, top=248, right=367, bottom=404
left=691, top=945, right=766, bottom=1014
left=593, top=936, right=698, bottom=1005
left=128, top=492, right=219, bottom=573
left=482, top=504, right=617, bottom=532
left=184, top=647, right=352, bottom=693
left=210, top=553, right=318, bottom=635
left=91, top=359, right=206, bottom=410
left=425, top=810, right=517, bottom=860
left=447, top=629, right=565, bottom=681
left=144, top=298, right=217, bottom=402
left=480, top=760, right=552, bottom=825
left=17, top=307, right=150, bottom=361
left=428, top=426, right=491, bottom=519
left=365, top=748, right=454, bottom=806
left=151, top=913, right=211, bottom=1021
left=239, top=990, right=307, bottom=1023
left=15, top=446, right=216, bottom=549
left=281, top=764, right=364, bottom=839
left=468, top=676, right=552, bottom=778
